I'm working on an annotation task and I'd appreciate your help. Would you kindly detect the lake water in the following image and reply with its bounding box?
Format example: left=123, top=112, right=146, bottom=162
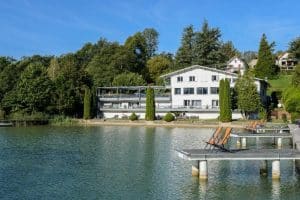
left=0, top=126, right=299, bottom=200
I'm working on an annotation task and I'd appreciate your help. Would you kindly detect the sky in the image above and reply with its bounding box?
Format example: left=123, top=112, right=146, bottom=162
left=0, top=0, right=300, bottom=59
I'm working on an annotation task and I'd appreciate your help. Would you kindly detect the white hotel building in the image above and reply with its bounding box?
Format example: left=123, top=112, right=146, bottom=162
left=97, top=65, right=267, bottom=119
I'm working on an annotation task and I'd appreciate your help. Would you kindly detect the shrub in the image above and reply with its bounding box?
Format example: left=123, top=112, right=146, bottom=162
left=129, top=112, right=138, bottom=121
left=164, top=112, right=175, bottom=122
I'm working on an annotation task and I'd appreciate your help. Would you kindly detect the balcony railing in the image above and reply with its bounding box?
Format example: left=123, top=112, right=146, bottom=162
left=99, top=105, right=220, bottom=111
left=99, top=94, right=171, bottom=101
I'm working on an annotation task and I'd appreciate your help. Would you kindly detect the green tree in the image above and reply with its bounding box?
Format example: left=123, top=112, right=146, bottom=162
left=145, top=87, right=155, bottom=121
left=289, top=37, right=300, bottom=59
left=218, top=41, right=240, bottom=67
left=142, top=28, right=159, bottom=59
left=254, top=34, right=277, bottom=79
left=47, top=57, right=60, bottom=80
left=12, top=62, right=53, bottom=113
left=219, top=79, right=232, bottom=122
left=112, top=72, right=146, bottom=86
left=235, top=73, right=261, bottom=119
left=146, top=55, right=172, bottom=83
left=83, top=87, right=91, bottom=119
left=175, top=25, right=195, bottom=69
left=219, top=79, right=225, bottom=121
left=124, top=32, right=147, bottom=74
left=193, top=20, right=222, bottom=66
left=292, top=64, right=300, bottom=87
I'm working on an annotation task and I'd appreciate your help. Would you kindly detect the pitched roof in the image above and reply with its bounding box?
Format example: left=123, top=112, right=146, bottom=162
left=226, top=56, right=247, bottom=65
left=160, top=65, right=265, bottom=81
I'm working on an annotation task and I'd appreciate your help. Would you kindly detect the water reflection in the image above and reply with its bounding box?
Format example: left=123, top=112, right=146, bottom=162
left=272, top=180, right=281, bottom=200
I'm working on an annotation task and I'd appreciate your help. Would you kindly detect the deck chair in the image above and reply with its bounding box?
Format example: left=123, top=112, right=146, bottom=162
left=204, top=127, right=223, bottom=149
left=205, top=127, right=232, bottom=152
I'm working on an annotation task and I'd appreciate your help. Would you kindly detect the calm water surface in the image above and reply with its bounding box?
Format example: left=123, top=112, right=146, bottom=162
left=0, top=126, right=299, bottom=200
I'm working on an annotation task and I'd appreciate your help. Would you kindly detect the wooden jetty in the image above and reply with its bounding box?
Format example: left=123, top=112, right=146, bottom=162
left=177, top=148, right=300, bottom=180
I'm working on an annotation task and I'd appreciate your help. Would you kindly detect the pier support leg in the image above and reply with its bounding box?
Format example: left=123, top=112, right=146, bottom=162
left=236, top=138, right=241, bottom=148
left=192, top=161, right=199, bottom=176
left=242, top=137, right=247, bottom=148
left=277, top=138, right=282, bottom=148
left=272, top=160, right=280, bottom=180
left=199, top=160, right=208, bottom=180
left=260, top=160, right=268, bottom=176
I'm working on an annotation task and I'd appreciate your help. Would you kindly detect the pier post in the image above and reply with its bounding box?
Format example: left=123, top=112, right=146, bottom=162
left=272, top=160, right=280, bottom=179
left=199, top=160, right=208, bottom=180
left=242, top=137, right=247, bottom=148
left=277, top=138, right=282, bottom=148
left=260, top=160, right=268, bottom=176
left=236, top=138, right=241, bottom=148
left=192, top=161, right=199, bottom=176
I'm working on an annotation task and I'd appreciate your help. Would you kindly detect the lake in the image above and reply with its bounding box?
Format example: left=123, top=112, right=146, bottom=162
left=0, top=126, right=299, bottom=199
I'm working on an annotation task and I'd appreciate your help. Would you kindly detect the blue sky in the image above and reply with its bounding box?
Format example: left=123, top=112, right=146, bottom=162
left=1, top=0, right=300, bottom=59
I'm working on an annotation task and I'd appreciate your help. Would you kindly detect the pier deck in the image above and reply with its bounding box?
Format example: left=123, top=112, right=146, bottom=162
left=177, top=149, right=300, bottom=161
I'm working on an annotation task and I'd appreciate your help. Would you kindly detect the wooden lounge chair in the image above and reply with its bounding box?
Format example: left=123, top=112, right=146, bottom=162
left=206, top=127, right=223, bottom=145
left=205, top=127, right=233, bottom=152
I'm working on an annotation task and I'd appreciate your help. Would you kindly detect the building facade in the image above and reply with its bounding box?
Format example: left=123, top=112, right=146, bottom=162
left=276, top=52, right=298, bottom=71
left=225, top=56, right=247, bottom=75
left=97, top=65, right=267, bottom=119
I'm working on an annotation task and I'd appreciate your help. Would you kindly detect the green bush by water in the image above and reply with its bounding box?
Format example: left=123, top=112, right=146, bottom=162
left=129, top=112, right=138, bottom=121
left=163, top=112, right=175, bottom=122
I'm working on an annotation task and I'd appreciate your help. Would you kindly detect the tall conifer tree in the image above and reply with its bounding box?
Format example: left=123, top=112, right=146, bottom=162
left=254, top=34, right=277, bottom=79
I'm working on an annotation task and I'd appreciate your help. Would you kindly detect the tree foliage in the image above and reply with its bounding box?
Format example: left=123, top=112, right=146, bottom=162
left=254, top=34, right=278, bottom=79
left=145, top=87, right=155, bottom=121
left=175, top=25, right=195, bottom=69
left=112, top=72, right=146, bottom=86
left=289, top=37, right=300, bottom=59
left=235, top=73, right=261, bottom=119
left=292, top=64, right=300, bottom=87
left=219, top=79, right=232, bottom=122
left=146, top=55, right=172, bottom=83
left=142, top=28, right=159, bottom=59
left=83, top=87, right=91, bottom=120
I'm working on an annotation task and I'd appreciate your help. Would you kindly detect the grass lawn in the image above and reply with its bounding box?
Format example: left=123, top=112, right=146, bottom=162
left=268, top=74, right=292, bottom=93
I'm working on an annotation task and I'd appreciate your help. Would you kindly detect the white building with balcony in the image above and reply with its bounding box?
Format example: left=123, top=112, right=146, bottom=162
left=97, top=65, right=267, bottom=119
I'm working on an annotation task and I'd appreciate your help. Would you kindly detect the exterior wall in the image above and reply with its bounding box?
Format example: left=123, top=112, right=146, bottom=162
left=170, top=67, right=263, bottom=109
left=102, top=110, right=243, bottom=120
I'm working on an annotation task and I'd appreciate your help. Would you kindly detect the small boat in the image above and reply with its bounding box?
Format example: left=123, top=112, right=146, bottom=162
left=0, top=120, right=13, bottom=127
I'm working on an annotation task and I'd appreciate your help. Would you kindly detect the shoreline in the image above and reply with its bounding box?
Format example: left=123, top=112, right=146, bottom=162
left=78, top=119, right=246, bottom=129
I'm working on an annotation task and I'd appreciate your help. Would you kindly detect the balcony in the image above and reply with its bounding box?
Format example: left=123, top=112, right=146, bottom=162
left=99, top=94, right=171, bottom=102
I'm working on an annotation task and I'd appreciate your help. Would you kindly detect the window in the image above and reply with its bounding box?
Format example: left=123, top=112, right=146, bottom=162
left=174, top=88, right=181, bottom=95
left=192, top=100, right=202, bottom=107
left=212, top=100, right=219, bottom=108
left=177, top=76, right=183, bottom=82
left=184, top=100, right=191, bottom=107
left=197, top=87, right=208, bottom=95
left=210, top=87, right=219, bottom=94
left=211, top=75, right=219, bottom=81
left=189, top=76, right=195, bottom=82
left=183, top=88, right=194, bottom=94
